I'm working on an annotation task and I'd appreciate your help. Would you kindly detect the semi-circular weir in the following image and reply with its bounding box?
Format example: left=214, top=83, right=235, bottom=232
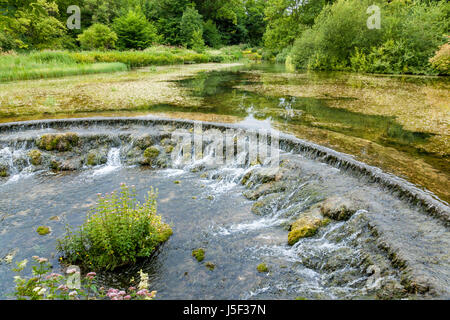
left=0, top=117, right=449, bottom=299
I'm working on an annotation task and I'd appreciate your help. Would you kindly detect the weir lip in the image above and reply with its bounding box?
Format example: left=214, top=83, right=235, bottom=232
left=0, top=116, right=448, bottom=225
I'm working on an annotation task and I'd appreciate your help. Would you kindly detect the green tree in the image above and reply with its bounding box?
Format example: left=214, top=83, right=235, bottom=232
left=0, top=0, right=68, bottom=50
left=179, top=5, right=203, bottom=48
left=263, top=0, right=332, bottom=52
left=77, top=23, right=118, bottom=50
left=203, top=19, right=222, bottom=48
left=113, top=10, right=159, bottom=50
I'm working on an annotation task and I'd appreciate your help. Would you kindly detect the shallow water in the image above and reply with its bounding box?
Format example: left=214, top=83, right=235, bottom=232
left=0, top=165, right=370, bottom=300
left=2, top=63, right=447, bottom=202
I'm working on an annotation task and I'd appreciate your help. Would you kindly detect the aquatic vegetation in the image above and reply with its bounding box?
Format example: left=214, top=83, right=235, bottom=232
left=36, top=226, right=51, bottom=236
left=192, top=249, right=205, bottom=262
left=57, top=183, right=172, bottom=270
left=256, top=263, right=269, bottom=273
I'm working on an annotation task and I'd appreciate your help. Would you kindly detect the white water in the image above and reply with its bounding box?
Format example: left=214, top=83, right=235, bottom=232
left=92, top=148, right=121, bottom=176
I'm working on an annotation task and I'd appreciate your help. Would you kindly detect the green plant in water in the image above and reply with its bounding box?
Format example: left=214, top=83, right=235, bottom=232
left=57, top=184, right=172, bottom=270
left=257, top=263, right=269, bottom=273
left=192, top=248, right=205, bottom=262
left=36, top=226, right=50, bottom=236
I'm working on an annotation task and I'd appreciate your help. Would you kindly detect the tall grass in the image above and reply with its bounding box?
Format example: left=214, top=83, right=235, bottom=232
left=0, top=46, right=244, bottom=82
left=0, top=51, right=127, bottom=82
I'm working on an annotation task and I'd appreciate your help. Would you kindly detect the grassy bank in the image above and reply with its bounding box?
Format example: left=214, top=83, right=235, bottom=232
left=0, top=46, right=244, bottom=82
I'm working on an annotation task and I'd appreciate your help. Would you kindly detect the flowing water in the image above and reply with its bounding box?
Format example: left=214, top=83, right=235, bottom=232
left=0, top=63, right=448, bottom=300
left=0, top=119, right=448, bottom=299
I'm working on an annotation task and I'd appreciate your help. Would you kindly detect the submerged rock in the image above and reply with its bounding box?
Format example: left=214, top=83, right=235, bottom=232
left=243, top=181, right=287, bottom=201
left=320, top=196, right=360, bottom=221
left=251, top=192, right=284, bottom=215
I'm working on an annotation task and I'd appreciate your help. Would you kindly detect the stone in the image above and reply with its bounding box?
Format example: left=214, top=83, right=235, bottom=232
left=320, top=196, right=360, bottom=221
left=28, top=149, right=42, bottom=166
left=288, top=208, right=330, bottom=245
left=37, top=133, right=79, bottom=152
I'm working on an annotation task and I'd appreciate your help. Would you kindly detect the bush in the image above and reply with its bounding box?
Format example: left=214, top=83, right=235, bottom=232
left=275, top=46, right=292, bottom=64
left=429, top=40, right=450, bottom=75
left=78, top=24, right=118, bottom=50
left=289, top=0, right=449, bottom=74
left=57, top=184, right=172, bottom=270
left=113, top=11, right=159, bottom=50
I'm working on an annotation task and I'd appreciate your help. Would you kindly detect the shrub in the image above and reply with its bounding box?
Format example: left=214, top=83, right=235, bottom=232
left=289, top=0, right=449, bottom=74
left=77, top=24, right=118, bottom=50
left=113, top=11, right=159, bottom=50
left=57, top=184, right=172, bottom=270
left=430, top=40, right=450, bottom=75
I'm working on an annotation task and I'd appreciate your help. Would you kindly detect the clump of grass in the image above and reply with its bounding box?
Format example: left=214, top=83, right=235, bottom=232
left=192, top=248, right=205, bottom=262
left=57, top=184, right=172, bottom=270
left=0, top=51, right=128, bottom=82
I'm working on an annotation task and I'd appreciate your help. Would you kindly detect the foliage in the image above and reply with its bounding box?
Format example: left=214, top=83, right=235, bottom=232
left=179, top=5, right=203, bottom=48
left=12, top=256, right=156, bottom=300
left=0, top=0, right=68, bottom=50
left=203, top=19, right=222, bottom=48
left=289, top=0, right=449, bottom=75
left=263, top=0, right=330, bottom=53
left=57, top=183, right=172, bottom=270
left=113, top=10, right=159, bottom=50
left=429, top=40, right=450, bottom=75
left=77, top=23, right=118, bottom=50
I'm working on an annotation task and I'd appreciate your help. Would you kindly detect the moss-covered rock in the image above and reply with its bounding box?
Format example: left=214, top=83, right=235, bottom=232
left=37, top=133, right=79, bottom=152
left=135, top=134, right=155, bottom=150
left=288, top=208, right=330, bottom=246
left=36, top=226, right=51, bottom=236
left=320, top=196, right=359, bottom=221
left=143, top=146, right=160, bottom=165
left=50, top=159, right=61, bottom=171
left=28, top=149, right=42, bottom=166
left=0, top=167, right=8, bottom=177
left=86, top=149, right=107, bottom=166
left=205, top=262, right=215, bottom=271
left=192, top=248, right=205, bottom=262
left=257, top=263, right=269, bottom=273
